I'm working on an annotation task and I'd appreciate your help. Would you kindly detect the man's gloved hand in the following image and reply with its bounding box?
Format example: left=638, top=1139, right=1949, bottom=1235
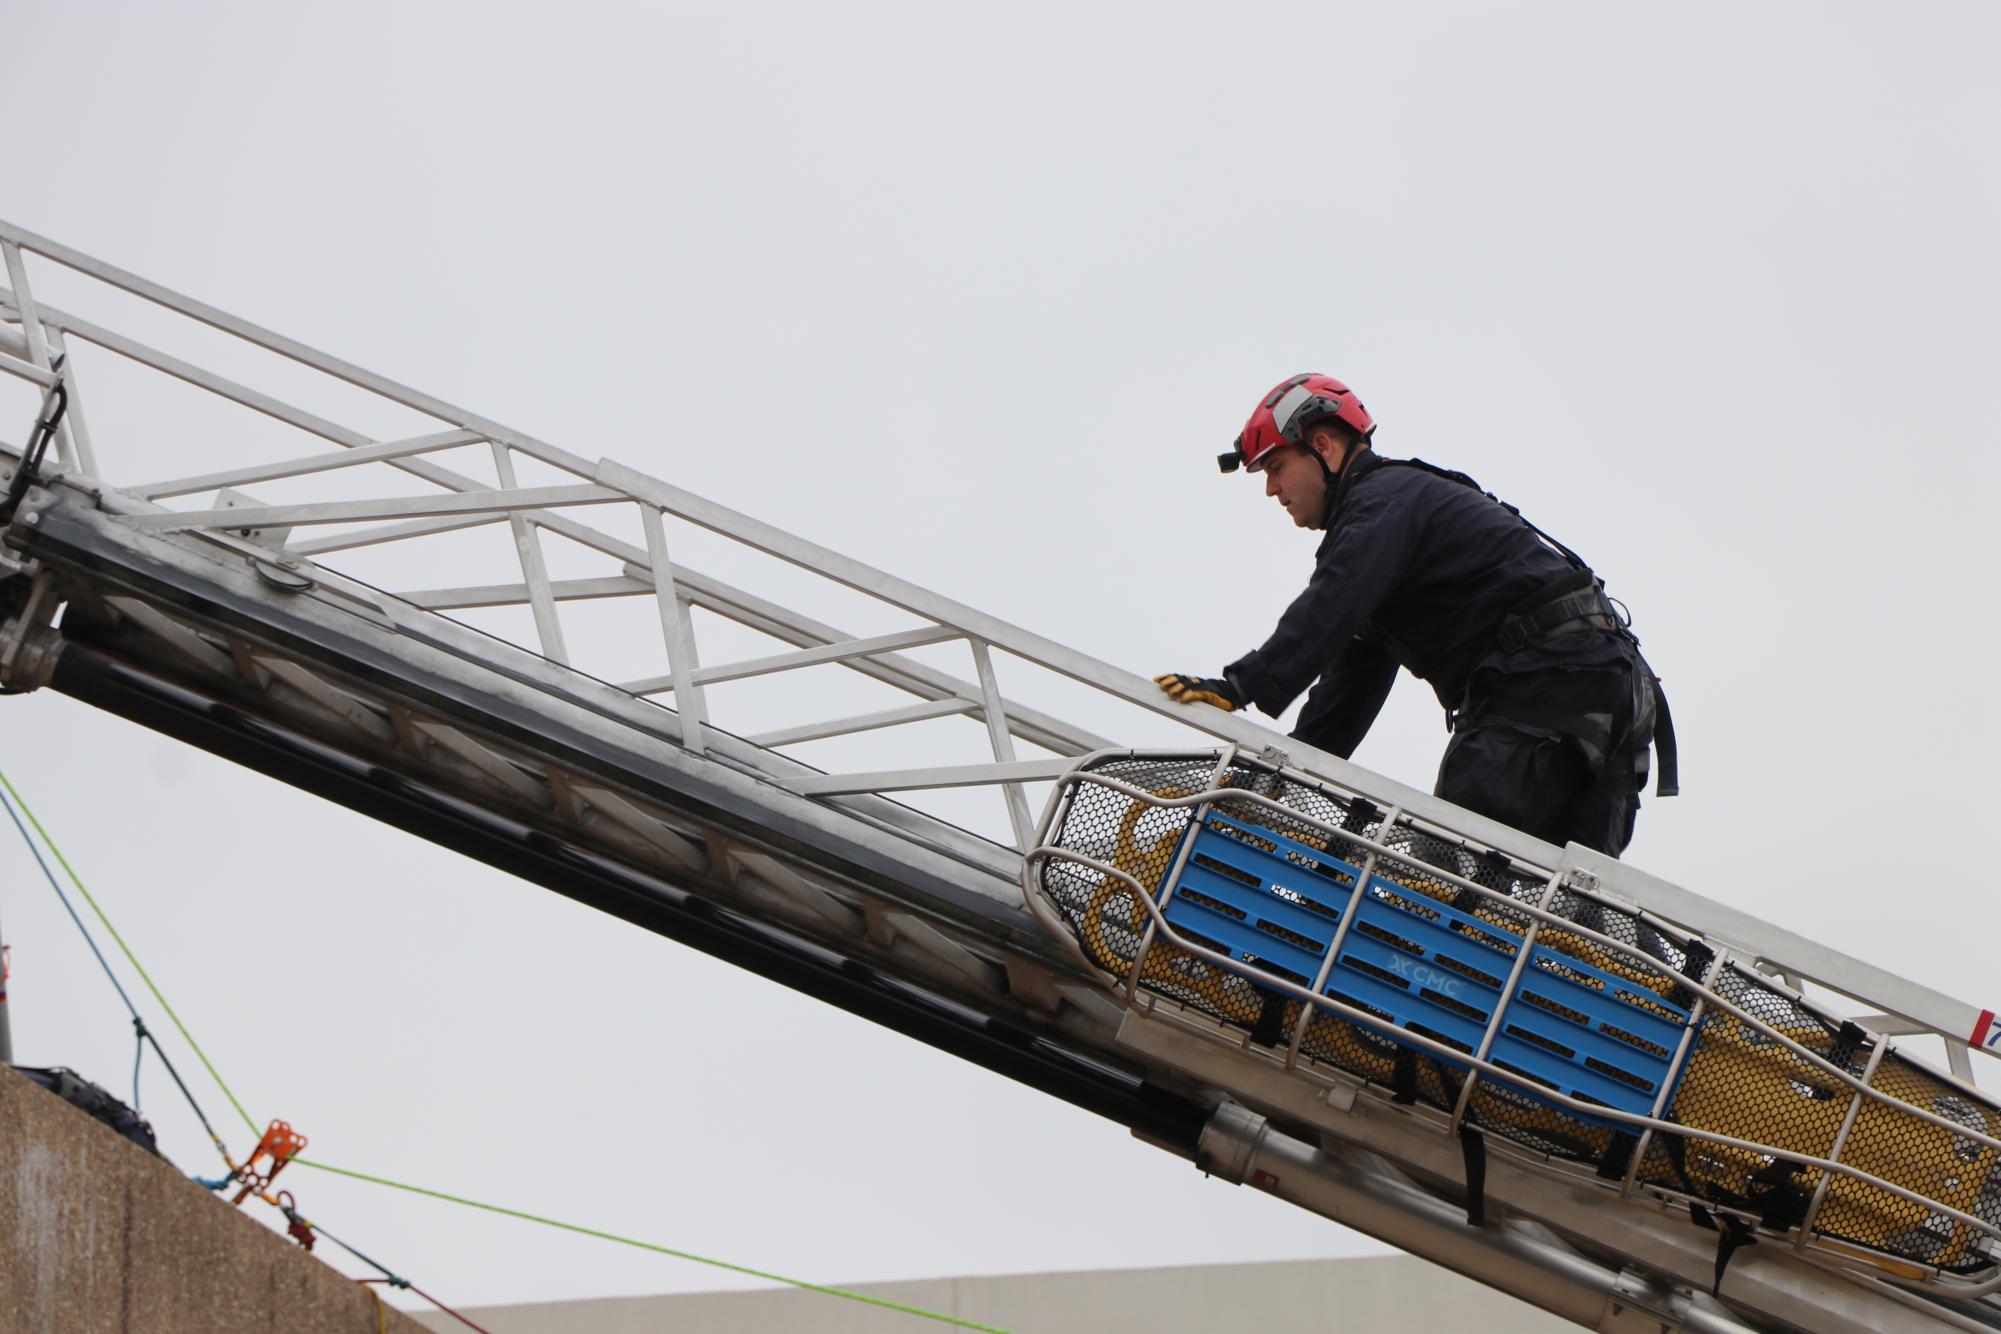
left=1154, top=672, right=1246, bottom=712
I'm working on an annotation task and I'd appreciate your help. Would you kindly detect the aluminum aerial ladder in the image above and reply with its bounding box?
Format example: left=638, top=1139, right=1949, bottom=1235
left=1, top=220, right=1996, bottom=1334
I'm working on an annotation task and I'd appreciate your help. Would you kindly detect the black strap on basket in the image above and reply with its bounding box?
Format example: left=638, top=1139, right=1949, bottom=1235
left=1381, top=1035, right=1492, bottom=1228
left=1458, top=1124, right=1489, bottom=1228
left=1449, top=849, right=1515, bottom=914
left=1689, top=1203, right=1759, bottom=1296
left=1597, top=1130, right=1639, bottom=1182
left=1669, top=940, right=1716, bottom=1011
left=1419, top=1053, right=1489, bottom=1228
left=1249, top=990, right=1288, bottom=1048
left=1827, top=1020, right=1868, bottom=1075
left=1392, top=1046, right=1418, bottom=1104
left=1747, top=1159, right=1814, bottom=1234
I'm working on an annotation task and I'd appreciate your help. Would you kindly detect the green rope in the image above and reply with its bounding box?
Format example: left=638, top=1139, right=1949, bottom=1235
left=0, top=764, right=1010, bottom=1333
left=0, top=765, right=259, bottom=1135
left=296, top=1159, right=1012, bottom=1333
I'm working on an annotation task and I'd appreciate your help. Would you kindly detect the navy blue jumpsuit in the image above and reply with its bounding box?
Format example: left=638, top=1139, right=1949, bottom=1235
left=1225, top=450, right=1661, bottom=857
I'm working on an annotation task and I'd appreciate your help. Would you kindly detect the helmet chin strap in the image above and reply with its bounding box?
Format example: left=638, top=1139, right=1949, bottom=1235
left=1315, top=438, right=1367, bottom=527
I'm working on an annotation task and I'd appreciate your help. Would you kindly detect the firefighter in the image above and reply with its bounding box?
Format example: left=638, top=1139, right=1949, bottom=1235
left=1156, top=374, right=1675, bottom=857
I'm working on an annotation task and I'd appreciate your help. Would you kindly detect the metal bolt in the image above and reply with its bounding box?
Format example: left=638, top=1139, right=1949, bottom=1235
left=21, top=513, right=38, bottom=526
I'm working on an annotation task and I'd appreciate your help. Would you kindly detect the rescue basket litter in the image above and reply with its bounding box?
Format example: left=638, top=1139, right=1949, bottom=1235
left=1023, top=751, right=2001, bottom=1280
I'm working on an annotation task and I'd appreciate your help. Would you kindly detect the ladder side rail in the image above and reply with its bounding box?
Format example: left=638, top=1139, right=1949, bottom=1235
left=24, top=483, right=1039, bottom=898
left=278, top=473, right=1115, bottom=759
left=47, top=479, right=1034, bottom=884
left=390, top=579, right=1026, bottom=752
left=8, top=263, right=1334, bottom=828
left=24, top=276, right=1179, bottom=813
left=1, top=292, right=385, bottom=454
left=663, top=562, right=1111, bottom=758
left=0, top=219, right=604, bottom=487
left=314, top=509, right=1106, bottom=758
left=4, top=294, right=1089, bottom=788
left=593, top=458, right=1515, bottom=843
left=13, top=214, right=1990, bottom=1070
left=0, top=293, right=628, bottom=680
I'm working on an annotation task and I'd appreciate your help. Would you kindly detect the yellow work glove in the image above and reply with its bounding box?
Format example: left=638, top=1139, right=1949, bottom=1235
left=1154, top=672, right=1246, bottom=712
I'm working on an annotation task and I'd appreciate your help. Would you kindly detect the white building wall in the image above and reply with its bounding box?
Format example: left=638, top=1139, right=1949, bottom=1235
left=416, top=1254, right=1576, bottom=1332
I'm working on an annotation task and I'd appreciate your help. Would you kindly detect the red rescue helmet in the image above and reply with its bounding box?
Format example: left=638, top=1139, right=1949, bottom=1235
left=1218, top=373, right=1376, bottom=473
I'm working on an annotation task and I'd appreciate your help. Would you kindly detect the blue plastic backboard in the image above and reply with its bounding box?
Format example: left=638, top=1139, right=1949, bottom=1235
left=1156, top=810, right=1690, bottom=1124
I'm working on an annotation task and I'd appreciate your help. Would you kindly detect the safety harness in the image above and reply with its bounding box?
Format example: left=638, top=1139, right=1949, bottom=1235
left=1383, top=457, right=1680, bottom=799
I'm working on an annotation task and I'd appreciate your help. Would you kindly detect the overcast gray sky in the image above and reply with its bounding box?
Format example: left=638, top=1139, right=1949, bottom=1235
left=3, top=0, right=1998, bottom=1317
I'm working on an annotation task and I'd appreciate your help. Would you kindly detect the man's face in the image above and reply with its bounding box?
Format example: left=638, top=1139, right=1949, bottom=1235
left=1256, top=443, right=1329, bottom=529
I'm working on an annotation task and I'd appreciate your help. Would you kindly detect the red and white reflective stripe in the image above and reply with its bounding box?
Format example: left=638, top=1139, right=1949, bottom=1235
left=1973, top=1008, right=1998, bottom=1051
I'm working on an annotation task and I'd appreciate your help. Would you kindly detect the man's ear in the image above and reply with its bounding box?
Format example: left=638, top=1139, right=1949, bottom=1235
left=1307, top=425, right=1349, bottom=469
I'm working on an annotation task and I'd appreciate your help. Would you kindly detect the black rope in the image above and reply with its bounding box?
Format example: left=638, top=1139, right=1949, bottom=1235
left=136, top=1018, right=233, bottom=1158
left=281, top=1202, right=408, bottom=1288
left=131, top=1017, right=145, bottom=1111
left=2, top=355, right=67, bottom=524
